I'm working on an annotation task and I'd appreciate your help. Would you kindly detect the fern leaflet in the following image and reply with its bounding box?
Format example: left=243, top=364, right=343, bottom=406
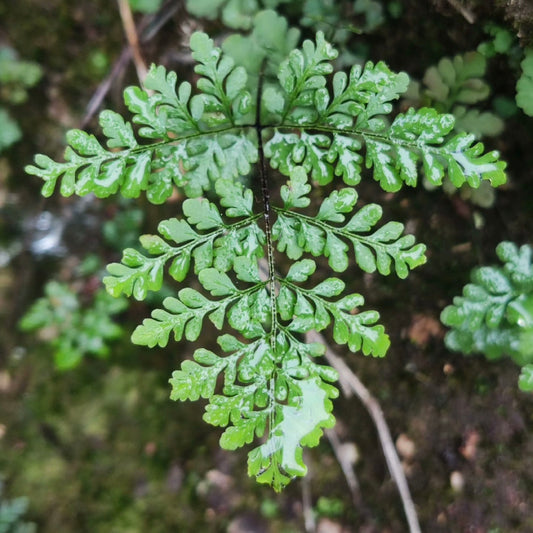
left=441, top=242, right=533, bottom=367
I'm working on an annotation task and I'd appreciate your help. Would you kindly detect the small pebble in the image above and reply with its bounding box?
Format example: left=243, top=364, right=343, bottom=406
left=443, top=363, right=455, bottom=375
left=0, top=371, right=11, bottom=392
left=450, top=470, right=465, bottom=493
left=339, top=442, right=359, bottom=465
left=460, top=430, right=480, bottom=461
left=317, top=517, right=343, bottom=533
left=395, top=433, right=416, bottom=461
left=437, top=512, right=447, bottom=525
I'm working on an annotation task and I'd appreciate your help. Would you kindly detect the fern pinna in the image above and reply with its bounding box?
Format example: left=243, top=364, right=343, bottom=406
left=26, top=31, right=506, bottom=490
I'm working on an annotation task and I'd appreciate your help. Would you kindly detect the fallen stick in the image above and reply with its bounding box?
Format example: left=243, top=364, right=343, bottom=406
left=117, top=0, right=148, bottom=84
left=306, top=330, right=421, bottom=533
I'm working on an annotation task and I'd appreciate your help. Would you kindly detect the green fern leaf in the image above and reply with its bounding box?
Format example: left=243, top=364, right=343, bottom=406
left=170, top=348, right=228, bottom=401
left=277, top=31, right=338, bottom=123
left=517, top=49, right=533, bottom=116
left=519, top=364, right=533, bottom=392
left=442, top=132, right=506, bottom=188
left=27, top=28, right=510, bottom=491
left=171, top=328, right=338, bottom=491
left=190, top=32, right=253, bottom=125
left=215, top=178, right=254, bottom=217
left=423, top=52, right=489, bottom=106
left=19, top=282, right=127, bottom=370
left=222, top=9, right=300, bottom=88
left=98, top=110, right=138, bottom=148
left=441, top=242, right=533, bottom=363
left=279, top=166, right=311, bottom=208
left=286, top=258, right=316, bottom=282
left=125, top=65, right=202, bottom=138
left=132, top=281, right=240, bottom=347
left=264, top=34, right=506, bottom=192
left=450, top=106, right=504, bottom=138
left=104, top=193, right=263, bottom=299
left=273, top=169, right=427, bottom=277
left=279, top=272, right=390, bottom=356
left=247, top=376, right=336, bottom=491
left=266, top=130, right=334, bottom=185
left=27, top=39, right=257, bottom=203
left=327, top=62, right=410, bottom=130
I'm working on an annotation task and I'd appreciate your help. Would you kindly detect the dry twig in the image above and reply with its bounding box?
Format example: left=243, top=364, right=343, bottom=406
left=117, top=0, right=148, bottom=84
left=301, top=468, right=316, bottom=533
left=446, top=0, right=475, bottom=24
left=82, top=1, right=180, bottom=126
left=325, top=427, right=362, bottom=507
left=306, top=330, right=421, bottom=533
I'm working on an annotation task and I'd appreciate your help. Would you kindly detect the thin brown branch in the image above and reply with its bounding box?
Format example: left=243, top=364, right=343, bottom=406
left=306, top=330, right=421, bottom=533
left=446, top=0, right=475, bottom=24
left=82, top=1, right=180, bottom=126
left=325, top=427, right=362, bottom=508
left=301, top=467, right=316, bottom=533
left=82, top=48, right=132, bottom=128
left=117, top=0, right=148, bottom=84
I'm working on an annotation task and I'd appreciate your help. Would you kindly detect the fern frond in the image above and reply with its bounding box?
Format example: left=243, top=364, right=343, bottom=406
left=27, top=43, right=257, bottom=203
left=123, top=170, right=393, bottom=489
left=263, top=33, right=506, bottom=191
left=27, top=28, right=510, bottom=490
left=104, top=187, right=264, bottom=300
left=247, top=375, right=337, bottom=491
left=316, top=61, right=410, bottom=129
left=272, top=168, right=426, bottom=277
left=441, top=242, right=533, bottom=364
left=266, top=116, right=505, bottom=193
left=20, top=282, right=127, bottom=370
left=190, top=32, right=254, bottom=126
left=132, top=267, right=266, bottom=346
left=170, top=328, right=339, bottom=491
left=422, top=51, right=490, bottom=107
left=275, top=31, right=338, bottom=124
left=278, top=260, right=390, bottom=355
left=222, top=9, right=301, bottom=88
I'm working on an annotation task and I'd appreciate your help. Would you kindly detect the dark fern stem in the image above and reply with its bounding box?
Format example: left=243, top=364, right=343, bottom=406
left=255, top=59, right=279, bottom=435
left=255, top=62, right=278, bottom=349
